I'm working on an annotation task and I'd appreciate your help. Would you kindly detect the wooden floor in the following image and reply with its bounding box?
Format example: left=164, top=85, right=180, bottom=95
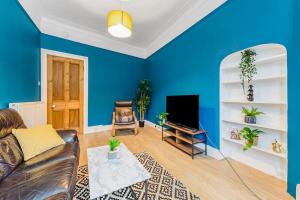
left=78, top=125, right=293, bottom=200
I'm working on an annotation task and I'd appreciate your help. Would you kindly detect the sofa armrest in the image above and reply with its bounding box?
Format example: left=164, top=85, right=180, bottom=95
left=56, top=129, right=78, bottom=143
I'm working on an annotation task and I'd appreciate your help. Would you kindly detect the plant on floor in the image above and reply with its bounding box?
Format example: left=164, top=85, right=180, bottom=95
left=239, top=127, right=264, bottom=151
left=109, top=138, right=120, bottom=152
left=239, top=49, right=257, bottom=94
left=242, top=106, right=264, bottom=124
left=134, top=79, right=151, bottom=127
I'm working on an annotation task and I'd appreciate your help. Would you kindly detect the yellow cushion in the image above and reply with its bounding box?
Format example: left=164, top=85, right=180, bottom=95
left=12, top=124, right=65, bottom=161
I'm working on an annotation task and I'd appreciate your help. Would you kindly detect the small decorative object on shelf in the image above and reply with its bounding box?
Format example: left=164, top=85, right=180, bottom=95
left=239, top=127, right=264, bottom=151
left=230, top=128, right=241, bottom=140
left=134, top=79, right=151, bottom=127
left=108, top=138, right=121, bottom=159
left=239, top=49, right=257, bottom=95
left=247, top=85, right=254, bottom=102
left=272, top=139, right=285, bottom=153
left=242, top=106, right=264, bottom=124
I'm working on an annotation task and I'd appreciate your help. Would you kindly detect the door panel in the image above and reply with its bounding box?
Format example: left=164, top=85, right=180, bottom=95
left=70, top=63, right=80, bottom=100
left=47, top=55, right=84, bottom=133
left=69, top=109, right=79, bottom=128
left=52, top=61, right=65, bottom=101
left=52, top=111, right=64, bottom=129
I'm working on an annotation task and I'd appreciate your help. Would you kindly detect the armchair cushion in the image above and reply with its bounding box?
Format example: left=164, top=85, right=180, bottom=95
left=115, top=107, right=134, bottom=123
left=114, top=101, right=134, bottom=124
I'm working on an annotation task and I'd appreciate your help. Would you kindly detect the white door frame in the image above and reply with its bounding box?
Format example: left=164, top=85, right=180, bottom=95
left=41, top=48, right=89, bottom=133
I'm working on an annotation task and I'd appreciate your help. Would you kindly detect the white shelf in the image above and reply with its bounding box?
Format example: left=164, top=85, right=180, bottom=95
left=221, top=75, right=286, bottom=84
left=222, top=53, right=286, bottom=70
left=222, top=119, right=287, bottom=132
left=222, top=137, right=287, bottom=159
left=220, top=44, right=288, bottom=179
left=221, top=100, right=287, bottom=106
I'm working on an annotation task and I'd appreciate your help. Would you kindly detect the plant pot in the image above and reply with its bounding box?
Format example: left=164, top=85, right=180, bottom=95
left=108, top=148, right=119, bottom=160
left=253, top=136, right=259, bottom=146
left=244, top=116, right=256, bottom=124
left=139, top=121, right=145, bottom=127
left=245, top=136, right=259, bottom=147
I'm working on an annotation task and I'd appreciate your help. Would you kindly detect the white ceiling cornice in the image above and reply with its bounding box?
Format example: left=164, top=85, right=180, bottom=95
left=146, top=0, right=226, bottom=57
left=40, top=17, right=147, bottom=58
left=18, top=0, right=226, bottom=59
left=19, top=0, right=42, bottom=29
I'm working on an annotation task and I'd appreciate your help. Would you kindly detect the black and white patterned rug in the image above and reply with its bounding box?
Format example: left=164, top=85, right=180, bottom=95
left=74, top=152, right=200, bottom=200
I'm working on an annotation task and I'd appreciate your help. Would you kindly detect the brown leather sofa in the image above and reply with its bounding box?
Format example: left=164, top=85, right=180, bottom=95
left=0, top=109, right=80, bottom=200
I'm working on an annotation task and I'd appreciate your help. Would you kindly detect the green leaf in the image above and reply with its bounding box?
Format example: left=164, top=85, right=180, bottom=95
left=240, top=127, right=264, bottom=150
left=109, top=138, right=120, bottom=151
left=157, top=112, right=169, bottom=126
left=134, top=79, right=152, bottom=120
left=241, top=106, right=264, bottom=117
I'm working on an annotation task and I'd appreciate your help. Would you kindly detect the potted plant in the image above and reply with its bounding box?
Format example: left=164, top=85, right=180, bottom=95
left=239, top=127, right=264, bottom=151
left=239, top=49, right=257, bottom=95
left=135, top=79, right=151, bottom=127
left=157, top=112, right=169, bottom=126
left=157, top=112, right=169, bottom=133
left=108, top=138, right=121, bottom=159
left=242, top=106, right=264, bottom=124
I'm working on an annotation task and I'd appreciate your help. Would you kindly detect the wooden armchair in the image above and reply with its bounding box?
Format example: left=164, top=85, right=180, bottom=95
left=112, top=101, right=138, bottom=137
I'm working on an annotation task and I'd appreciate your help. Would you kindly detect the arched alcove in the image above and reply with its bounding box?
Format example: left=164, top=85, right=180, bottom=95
left=220, top=44, right=287, bottom=180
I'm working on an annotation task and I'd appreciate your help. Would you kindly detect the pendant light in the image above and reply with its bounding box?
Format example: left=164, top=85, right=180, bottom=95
left=108, top=10, right=132, bottom=38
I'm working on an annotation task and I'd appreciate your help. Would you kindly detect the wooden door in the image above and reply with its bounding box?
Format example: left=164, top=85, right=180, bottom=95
left=47, top=55, right=84, bottom=134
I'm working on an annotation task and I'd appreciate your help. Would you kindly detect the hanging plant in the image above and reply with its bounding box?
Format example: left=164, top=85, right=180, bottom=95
left=239, top=49, right=257, bottom=94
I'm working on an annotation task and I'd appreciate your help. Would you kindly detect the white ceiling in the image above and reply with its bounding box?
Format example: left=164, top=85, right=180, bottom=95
left=19, top=0, right=226, bottom=58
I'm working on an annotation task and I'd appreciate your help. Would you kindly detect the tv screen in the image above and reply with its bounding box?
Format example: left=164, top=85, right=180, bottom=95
left=166, top=95, right=199, bottom=130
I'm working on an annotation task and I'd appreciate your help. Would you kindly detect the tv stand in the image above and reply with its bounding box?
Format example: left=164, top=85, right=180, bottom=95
left=167, top=122, right=198, bottom=132
left=162, top=122, right=207, bottom=159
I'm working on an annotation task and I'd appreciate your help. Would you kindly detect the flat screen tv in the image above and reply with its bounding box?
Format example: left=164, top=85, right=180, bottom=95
left=166, top=95, right=199, bottom=130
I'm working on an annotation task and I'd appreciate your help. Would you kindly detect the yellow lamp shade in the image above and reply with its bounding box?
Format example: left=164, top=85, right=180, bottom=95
left=108, top=10, right=132, bottom=38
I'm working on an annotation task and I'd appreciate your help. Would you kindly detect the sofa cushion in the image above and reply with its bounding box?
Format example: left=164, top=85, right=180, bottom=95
left=0, top=158, right=78, bottom=200
left=0, top=109, right=26, bottom=138
left=13, top=142, right=79, bottom=174
left=12, top=125, right=65, bottom=161
left=0, top=134, right=23, bottom=182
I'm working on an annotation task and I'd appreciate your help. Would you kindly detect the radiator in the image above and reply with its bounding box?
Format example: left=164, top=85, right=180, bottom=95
left=9, top=101, right=46, bottom=128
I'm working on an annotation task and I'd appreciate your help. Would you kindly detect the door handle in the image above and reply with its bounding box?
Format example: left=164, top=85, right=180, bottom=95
left=51, top=104, right=56, bottom=109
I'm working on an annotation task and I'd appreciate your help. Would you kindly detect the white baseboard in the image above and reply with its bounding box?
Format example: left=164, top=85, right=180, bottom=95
left=144, top=120, right=164, bottom=131
left=194, top=143, right=223, bottom=160
left=85, top=125, right=112, bottom=134
left=145, top=120, right=223, bottom=160
left=297, top=184, right=300, bottom=200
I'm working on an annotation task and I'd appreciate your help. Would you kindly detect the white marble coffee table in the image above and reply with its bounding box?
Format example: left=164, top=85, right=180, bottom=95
left=87, top=143, right=151, bottom=199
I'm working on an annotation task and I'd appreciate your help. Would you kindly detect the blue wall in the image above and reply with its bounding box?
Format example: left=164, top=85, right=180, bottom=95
left=146, top=0, right=297, bottom=196
left=40, top=34, right=147, bottom=126
left=287, top=0, right=300, bottom=197
left=3, top=0, right=299, bottom=196
left=0, top=0, right=41, bottom=108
